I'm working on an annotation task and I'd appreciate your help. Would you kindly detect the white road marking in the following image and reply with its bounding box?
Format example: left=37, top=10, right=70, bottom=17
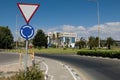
left=42, top=60, right=54, bottom=80
left=42, top=62, right=49, bottom=80
left=51, top=75, right=53, bottom=80
left=42, top=62, right=48, bottom=74
left=55, top=61, right=82, bottom=80
left=65, top=65, right=78, bottom=80
left=36, top=57, right=82, bottom=80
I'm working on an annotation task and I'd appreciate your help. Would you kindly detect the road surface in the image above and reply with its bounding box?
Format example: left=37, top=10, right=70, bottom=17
left=0, top=52, right=19, bottom=65
left=36, top=54, right=120, bottom=80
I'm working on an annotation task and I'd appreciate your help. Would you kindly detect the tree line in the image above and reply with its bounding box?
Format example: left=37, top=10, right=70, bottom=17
left=0, top=26, right=13, bottom=49
left=0, top=26, right=48, bottom=49
left=0, top=26, right=117, bottom=49
left=75, top=36, right=115, bottom=50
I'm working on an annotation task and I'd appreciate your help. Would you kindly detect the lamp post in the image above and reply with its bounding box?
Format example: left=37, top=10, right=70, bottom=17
left=16, top=14, right=18, bottom=49
left=89, top=0, right=100, bottom=48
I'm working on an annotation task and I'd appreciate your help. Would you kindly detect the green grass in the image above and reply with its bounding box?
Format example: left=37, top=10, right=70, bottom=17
left=7, top=48, right=78, bottom=54
left=7, top=46, right=120, bottom=54
left=34, top=48, right=78, bottom=54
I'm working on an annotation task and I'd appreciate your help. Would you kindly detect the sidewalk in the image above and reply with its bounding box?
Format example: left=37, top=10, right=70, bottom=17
left=0, top=54, right=81, bottom=80
left=0, top=54, right=32, bottom=77
left=36, top=57, right=81, bottom=80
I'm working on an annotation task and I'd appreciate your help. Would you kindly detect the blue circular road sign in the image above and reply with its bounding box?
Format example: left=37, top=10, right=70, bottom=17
left=20, top=25, right=34, bottom=40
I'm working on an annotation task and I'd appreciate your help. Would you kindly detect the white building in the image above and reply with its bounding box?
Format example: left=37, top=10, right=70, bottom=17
left=47, top=32, right=77, bottom=48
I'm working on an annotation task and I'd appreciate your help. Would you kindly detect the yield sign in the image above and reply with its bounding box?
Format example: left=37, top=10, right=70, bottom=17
left=17, top=3, right=40, bottom=24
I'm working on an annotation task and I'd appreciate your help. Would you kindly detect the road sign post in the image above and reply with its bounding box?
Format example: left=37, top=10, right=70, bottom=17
left=20, top=25, right=34, bottom=73
left=17, top=3, right=40, bottom=74
left=25, top=40, right=28, bottom=73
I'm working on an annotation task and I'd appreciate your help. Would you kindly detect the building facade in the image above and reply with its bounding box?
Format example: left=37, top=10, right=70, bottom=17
left=47, top=32, right=77, bottom=48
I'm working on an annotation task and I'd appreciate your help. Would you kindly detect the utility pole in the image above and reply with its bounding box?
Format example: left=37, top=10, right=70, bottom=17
left=89, top=0, right=101, bottom=48
left=96, top=0, right=100, bottom=48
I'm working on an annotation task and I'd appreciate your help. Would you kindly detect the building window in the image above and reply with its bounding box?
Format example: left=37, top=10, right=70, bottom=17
left=71, top=37, right=75, bottom=43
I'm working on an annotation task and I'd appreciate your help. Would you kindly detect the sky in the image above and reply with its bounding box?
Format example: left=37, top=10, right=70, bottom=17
left=0, top=0, right=120, bottom=40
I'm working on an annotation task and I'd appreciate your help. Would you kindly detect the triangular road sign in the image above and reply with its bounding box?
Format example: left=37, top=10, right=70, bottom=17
left=17, top=3, right=40, bottom=24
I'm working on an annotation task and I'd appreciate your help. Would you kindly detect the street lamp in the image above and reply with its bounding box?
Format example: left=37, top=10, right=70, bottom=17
left=89, top=0, right=100, bottom=48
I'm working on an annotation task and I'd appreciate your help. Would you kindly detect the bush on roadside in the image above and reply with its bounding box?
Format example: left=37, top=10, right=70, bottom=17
left=77, top=50, right=120, bottom=59
left=51, top=44, right=56, bottom=48
left=0, top=66, right=44, bottom=80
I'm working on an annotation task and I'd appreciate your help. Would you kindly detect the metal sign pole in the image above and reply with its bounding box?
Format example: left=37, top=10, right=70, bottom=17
left=25, top=40, right=28, bottom=75
left=17, top=3, right=39, bottom=76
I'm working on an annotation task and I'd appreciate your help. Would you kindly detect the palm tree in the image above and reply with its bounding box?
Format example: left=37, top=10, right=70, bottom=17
left=95, top=37, right=99, bottom=47
left=79, top=37, right=86, bottom=48
left=66, top=38, right=70, bottom=48
left=56, top=32, right=60, bottom=47
left=52, top=33, right=55, bottom=44
left=106, top=37, right=114, bottom=49
left=88, top=36, right=95, bottom=50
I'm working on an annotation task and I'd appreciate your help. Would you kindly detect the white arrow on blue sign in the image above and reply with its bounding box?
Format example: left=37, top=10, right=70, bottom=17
left=20, top=25, right=34, bottom=40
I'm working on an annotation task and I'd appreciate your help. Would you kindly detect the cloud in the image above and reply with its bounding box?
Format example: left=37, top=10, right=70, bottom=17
left=45, top=22, right=120, bottom=40
left=61, top=25, right=86, bottom=32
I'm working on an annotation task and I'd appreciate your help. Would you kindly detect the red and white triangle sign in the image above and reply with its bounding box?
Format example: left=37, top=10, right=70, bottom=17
left=17, top=3, right=40, bottom=24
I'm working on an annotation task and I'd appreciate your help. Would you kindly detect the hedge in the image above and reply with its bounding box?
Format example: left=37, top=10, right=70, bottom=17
left=77, top=50, right=120, bottom=59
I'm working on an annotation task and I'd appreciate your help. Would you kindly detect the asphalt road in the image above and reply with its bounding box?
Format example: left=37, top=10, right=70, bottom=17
left=0, top=52, right=19, bottom=65
left=36, top=54, right=120, bottom=80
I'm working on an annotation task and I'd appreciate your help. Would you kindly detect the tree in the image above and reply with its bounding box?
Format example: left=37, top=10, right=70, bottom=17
left=106, top=37, right=114, bottom=49
left=33, top=29, right=47, bottom=48
left=52, top=32, right=60, bottom=47
left=75, top=37, right=86, bottom=49
left=94, top=37, right=99, bottom=47
left=56, top=32, right=60, bottom=47
left=66, top=38, right=70, bottom=48
left=88, top=36, right=95, bottom=50
left=79, top=37, right=86, bottom=48
left=0, top=26, right=14, bottom=49
left=75, top=41, right=79, bottom=48
left=52, top=33, right=55, bottom=44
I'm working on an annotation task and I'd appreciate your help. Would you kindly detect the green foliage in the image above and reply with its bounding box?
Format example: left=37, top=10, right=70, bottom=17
left=17, top=66, right=44, bottom=80
left=63, top=45, right=67, bottom=50
left=75, top=37, right=86, bottom=49
left=88, top=36, right=95, bottom=50
left=63, top=47, right=66, bottom=50
left=77, top=50, right=120, bottom=59
left=66, top=38, right=70, bottom=47
left=51, top=44, right=56, bottom=48
left=0, top=66, right=44, bottom=80
left=52, top=33, right=55, bottom=42
left=87, top=36, right=101, bottom=49
left=0, top=26, right=13, bottom=49
left=106, top=37, right=114, bottom=49
left=33, top=29, right=48, bottom=48
left=94, top=37, right=99, bottom=47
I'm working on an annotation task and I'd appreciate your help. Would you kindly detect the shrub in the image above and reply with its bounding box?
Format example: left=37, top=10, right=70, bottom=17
left=77, top=50, right=120, bottom=59
left=51, top=44, right=56, bottom=48
left=0, top=66, right=44, bottom=80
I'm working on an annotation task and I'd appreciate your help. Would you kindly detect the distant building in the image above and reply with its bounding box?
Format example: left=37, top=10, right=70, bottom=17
left=47, top=32, right=77, bottom=48
left=114, top=40, right=120, bottom=46
left=59, top=32, right=77, bottom=48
